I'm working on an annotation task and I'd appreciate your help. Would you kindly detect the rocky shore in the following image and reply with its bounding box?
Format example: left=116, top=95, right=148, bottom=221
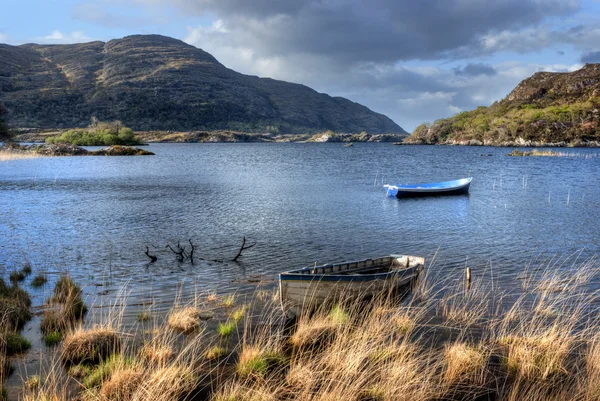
left=14, top=129, right=408, bottom=144
left=2, top=143, right=154, bottom=156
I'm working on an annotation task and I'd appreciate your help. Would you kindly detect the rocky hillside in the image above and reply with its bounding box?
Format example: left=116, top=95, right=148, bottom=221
left=0, top=35, right=404, bottom=134
left=404, top=64, right=600, bottom=146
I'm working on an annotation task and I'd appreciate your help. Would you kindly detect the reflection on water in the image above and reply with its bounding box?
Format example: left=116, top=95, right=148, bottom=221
left=1, top=143, right=599, bottom=320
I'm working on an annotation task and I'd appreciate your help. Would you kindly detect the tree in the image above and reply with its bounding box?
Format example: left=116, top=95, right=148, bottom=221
left=0, top=102, right=12, bottom=143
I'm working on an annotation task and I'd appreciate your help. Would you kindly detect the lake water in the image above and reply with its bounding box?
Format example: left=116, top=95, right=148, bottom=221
left=1, top=143, right=600, bottom=318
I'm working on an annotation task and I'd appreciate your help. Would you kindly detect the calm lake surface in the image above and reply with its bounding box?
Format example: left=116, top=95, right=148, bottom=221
left=1, top=143, right=600, bottom=317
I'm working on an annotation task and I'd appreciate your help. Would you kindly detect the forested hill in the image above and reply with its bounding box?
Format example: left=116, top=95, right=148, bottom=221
left=0, top=34, right=404, bottom=134
left=404, top=64, right=600, bottom=146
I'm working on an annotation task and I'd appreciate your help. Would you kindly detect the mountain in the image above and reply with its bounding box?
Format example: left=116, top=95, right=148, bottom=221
left=0, top=35, right=404, bottom=134
left=404, top=64, right=600, bottom=146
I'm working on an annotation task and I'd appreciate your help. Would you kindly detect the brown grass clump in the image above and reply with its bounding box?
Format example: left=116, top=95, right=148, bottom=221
left=585, top=335, right=600, bottom=399
left=134, top=365, right=197, bottom=401
left=0, top=278, right=32, bottom=330
left=100, top=367, right=144, bottom=401
left=502, top=328, right=571, bottom=381
left=167, top=306, right=208, bottom=333
left=61, top=327, right=121, bottom=366
left=41, top=276, right=87, bottom=336
left=236, top=345, right=286, bottom=379
left=139, top=343, right=174, bottom=365
left=443, top=342, right=487, bottom=384
left=289, top=317, right=339, bottom=350
left=212, top=382, right=277, bottom=401
left=205, top=346, right=227, bottom=361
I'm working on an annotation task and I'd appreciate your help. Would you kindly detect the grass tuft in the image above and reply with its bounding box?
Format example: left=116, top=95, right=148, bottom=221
left=206, top=346, right=227, bottom=360
left=217, top=321, right=236, bottom=338
left=61, top=327, right=121, bottom=366
left=167, top=306, right=210, bottom=333
left=30, top=274, right=48, bottom=288
left=42, top=331, right=63, bottom=347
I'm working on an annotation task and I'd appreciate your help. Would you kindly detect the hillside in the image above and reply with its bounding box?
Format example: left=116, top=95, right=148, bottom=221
left=0, top=35, right=404, bottom=135
left=404, top=64, right=600, bottom=146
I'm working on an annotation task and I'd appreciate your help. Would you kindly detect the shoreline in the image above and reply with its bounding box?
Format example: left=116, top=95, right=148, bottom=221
left=13, top=130, right=600, bottom=147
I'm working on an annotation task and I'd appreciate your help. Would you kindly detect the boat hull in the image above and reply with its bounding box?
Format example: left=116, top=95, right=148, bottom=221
left=385, top=177, right=472, bottom=198
left=396, top=182, right=471, bottom=197
left=279, top=255, right=424, bottom=318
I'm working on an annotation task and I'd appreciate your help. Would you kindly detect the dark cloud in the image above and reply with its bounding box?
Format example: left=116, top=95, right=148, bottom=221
left=580, top=50, right=600, bottom=63
left=454, top=63, right=497, bottom=76
left=176, top=0, right=578, bottom=62
left=557, top=50, right=565, bottom=56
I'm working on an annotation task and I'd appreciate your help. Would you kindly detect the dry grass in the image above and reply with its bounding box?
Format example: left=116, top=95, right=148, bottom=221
left=139, top=343, right=174, bottom=365
left=0, top=149, right=42, bottom=162
left=61, top=327, right=121, bottom=366
left=133, top=365, right=197, bottom=401
left=12, top=258, right=600, bottom=401
left=443, top=342, right=487, bottom=384
left=167, top=306, right=208, bottom=333
left=501, top=328, right=572, bottom=381
left=100, top=366, right=144, bottom=401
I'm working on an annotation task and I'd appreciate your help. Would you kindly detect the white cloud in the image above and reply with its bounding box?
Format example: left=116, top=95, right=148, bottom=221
left=38, top=30, right=92, bottom=44
left=0, top=33, right=7, bottom=43
left=184, top=24, right=587, bottom=130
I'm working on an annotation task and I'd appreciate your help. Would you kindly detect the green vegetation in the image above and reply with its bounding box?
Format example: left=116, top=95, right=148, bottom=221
left=0, top=278, right=32, bottom=330
left=405, top=66, right=600, bottom=146
left=40, top=276, right=87, bottom=335
left=21, top=263, right=32, bottom=276
left=42, top=331, right=63, bottom=347
left=137, top=312, right=151, bottom=322
left=8, top=270, right=25, bottom=284
left=31, top=273, right=48, bottom=288
left=2, top=333, right=31, bottom=355
left=83, top=355, right=132, bottom=388
left=217, top=321, right=236, bottom=338
left=46, top=120, right=143, bottom=146
left=205, top=346, right=227, bottom=360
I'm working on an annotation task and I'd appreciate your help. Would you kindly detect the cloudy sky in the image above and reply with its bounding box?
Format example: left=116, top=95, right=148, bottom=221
left=2, top=0, right=600, bottom=131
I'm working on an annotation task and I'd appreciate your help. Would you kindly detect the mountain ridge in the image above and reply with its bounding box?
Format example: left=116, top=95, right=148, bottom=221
left=0, top=34, right=405, bottom=134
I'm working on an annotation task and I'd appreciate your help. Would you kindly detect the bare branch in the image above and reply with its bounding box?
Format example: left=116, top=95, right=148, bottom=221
left=232, top=236, right=256, bottom=262
left=145, top=246, right=158, bottom=263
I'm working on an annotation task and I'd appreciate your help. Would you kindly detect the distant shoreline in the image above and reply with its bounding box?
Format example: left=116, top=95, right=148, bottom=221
left=13, top=129, right=600, bottom=147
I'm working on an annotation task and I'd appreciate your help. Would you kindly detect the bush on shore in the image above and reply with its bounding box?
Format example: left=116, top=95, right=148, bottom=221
left=45, top=120, right=143, bottom=146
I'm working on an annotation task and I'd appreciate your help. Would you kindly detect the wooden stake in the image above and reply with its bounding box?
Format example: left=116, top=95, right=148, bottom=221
left=465, top=266, right=471, bottom=290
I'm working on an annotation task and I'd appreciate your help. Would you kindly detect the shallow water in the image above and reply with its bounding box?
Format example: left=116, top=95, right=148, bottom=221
left=1, top=143, right=599, bottom=318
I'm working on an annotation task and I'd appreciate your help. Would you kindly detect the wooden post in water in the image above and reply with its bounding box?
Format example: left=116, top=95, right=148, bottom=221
left=465, top=266, right=471, bottom=290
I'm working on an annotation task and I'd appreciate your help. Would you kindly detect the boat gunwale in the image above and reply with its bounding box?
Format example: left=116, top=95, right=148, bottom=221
left=385, top=177, right=473, bottom=193
left=279, top=254, right=424, bottom=282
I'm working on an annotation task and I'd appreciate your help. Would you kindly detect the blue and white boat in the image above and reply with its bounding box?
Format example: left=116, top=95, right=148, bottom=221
left=279, top=254, right=424, bottom=317
left=384, top=177, right=472, bottom=198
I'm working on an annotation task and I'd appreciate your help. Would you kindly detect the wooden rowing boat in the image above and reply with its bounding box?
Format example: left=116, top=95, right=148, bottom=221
left=384, top=177, right=472, bottom=198
left=279, top=254, right=424, bottom=318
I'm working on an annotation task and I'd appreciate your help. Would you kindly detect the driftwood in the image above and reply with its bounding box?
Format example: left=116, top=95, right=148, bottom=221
left=166, top=240, right=187, bottom=262
left=188, top=239, right=196, bottom=264
left=145, top=246, right=158, bottom=263
left=232, top=236, right=256, bottom=262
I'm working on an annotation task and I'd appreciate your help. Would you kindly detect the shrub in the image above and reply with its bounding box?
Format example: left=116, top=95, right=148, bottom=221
left=45, top=120, right=142, bottom=146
